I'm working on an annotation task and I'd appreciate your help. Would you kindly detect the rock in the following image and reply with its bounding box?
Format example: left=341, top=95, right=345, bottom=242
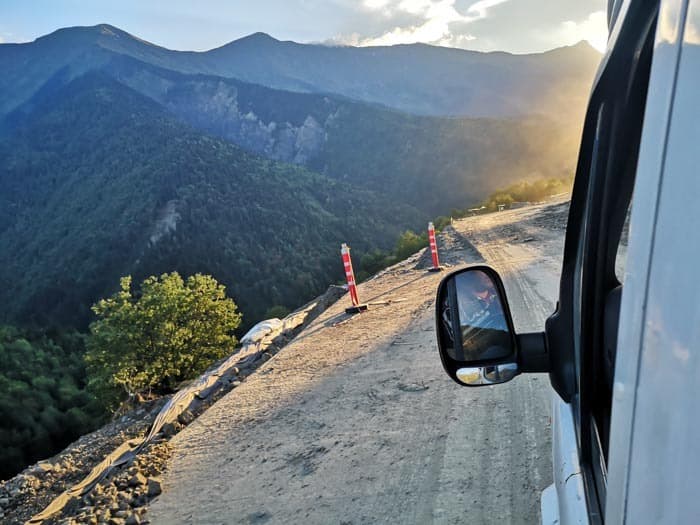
left=109, top=518, right=126, bottom=525
left=160, top=422, right=177, bottom=438
left=115, top=478, right=129, bottom=490
left=128, top=473, right=147, bottom=488
left=397, top=381, right=429, bottom=392
left=130, top=494, right=147, bottom=508
left=125, top=514, right=141, bottom=525
left=0, top=496, right=8, bottom=507
left=29, top=462, right=53, bottom=476
left=147, top=478, right=162, bottom=497
left=177, top=410, right=194, bottom=425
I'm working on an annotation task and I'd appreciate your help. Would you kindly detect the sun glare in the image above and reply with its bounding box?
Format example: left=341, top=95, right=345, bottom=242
left=562, top=10, right=609, bottom=52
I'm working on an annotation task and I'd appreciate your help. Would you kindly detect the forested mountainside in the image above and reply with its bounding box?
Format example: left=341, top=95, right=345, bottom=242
left=0, top=73, right=425, bottom=329
left=102, top=55, right=579, bottom=214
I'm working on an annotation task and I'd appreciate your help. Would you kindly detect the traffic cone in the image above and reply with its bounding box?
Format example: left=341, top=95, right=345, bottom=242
left=341, top=243, right=368, bottom=314
left=427, top=222, right=443, bottom=272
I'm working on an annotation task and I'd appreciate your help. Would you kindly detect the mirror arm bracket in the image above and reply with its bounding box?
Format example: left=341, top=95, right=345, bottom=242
left=517, top=332, right=549, bottom=373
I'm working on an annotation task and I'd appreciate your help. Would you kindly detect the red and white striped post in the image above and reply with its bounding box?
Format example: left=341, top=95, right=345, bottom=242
left=427, top=222, right=443, bottom=272
left=341, top=243, right=368, bottom=314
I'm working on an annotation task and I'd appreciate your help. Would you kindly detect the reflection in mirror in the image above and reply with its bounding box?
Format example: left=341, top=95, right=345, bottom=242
left=450, top=270, right=513, bottom=362
left=436, top=266, right=520, bottom=386
left=456, top=363, right=519, bottom=385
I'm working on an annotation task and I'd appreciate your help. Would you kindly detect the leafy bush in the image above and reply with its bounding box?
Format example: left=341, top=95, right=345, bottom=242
left=394, top=230, right=429, bottom=261
left=354, top=228, right=430, bottom=281
left=85, top=272, right=241, bottom=410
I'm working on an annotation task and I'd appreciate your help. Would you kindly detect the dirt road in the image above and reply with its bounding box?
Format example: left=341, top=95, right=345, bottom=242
left=148, top=200, right=568, bottom=525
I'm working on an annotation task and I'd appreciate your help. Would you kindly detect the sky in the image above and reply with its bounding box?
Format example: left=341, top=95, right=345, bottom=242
left=0, top=0, right=608, bottom=53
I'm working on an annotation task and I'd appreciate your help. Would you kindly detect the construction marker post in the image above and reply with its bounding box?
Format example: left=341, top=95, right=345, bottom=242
left=341, top=243, right=368, bottom=314
left=427, top=222, right=443, bottom=272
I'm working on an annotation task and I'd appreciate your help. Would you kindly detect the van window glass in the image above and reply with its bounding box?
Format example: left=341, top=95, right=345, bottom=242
left=615, top=201, right=632, bottom=283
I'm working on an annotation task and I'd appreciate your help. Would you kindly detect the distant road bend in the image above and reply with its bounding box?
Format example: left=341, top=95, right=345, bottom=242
left=148, top=199, right=568, bottom=524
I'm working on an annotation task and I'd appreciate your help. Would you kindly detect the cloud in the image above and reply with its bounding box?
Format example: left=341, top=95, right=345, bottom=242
left=684, top=11, right=700, bottom=44
left=331, top=0, right=509, bottom=48
left=556, top=10, right=608, bottom=51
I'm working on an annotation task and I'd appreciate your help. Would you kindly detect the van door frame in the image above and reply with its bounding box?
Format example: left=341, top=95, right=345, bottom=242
left=545, top=0, right=660, bottom=521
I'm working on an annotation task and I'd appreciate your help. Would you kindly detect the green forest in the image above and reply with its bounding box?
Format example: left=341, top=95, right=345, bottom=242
left=0, top=326, right=103, bottom=480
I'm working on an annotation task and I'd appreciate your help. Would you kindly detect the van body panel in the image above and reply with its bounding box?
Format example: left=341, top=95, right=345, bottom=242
left=545, top=396, right=589, bottom=524
left=622, top=2, right=700, bottom=522
left=605, top=0, right=688, bottom=522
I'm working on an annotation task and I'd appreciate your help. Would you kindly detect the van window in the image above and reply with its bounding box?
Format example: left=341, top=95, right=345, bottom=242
left=614, top=202, right=632, bottom=283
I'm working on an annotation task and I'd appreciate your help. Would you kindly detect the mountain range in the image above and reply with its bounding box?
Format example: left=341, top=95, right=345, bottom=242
left=0, top=24, right=599, bottom=329
left=0, top=24, right=601, bottom=120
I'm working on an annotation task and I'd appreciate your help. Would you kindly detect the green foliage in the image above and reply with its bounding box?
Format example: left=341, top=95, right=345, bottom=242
left=481, top=176, right=573, bottom=211
left=354, top=228, right=432, bottom=281
left=0, top=326, right=104, bottom=480
left=433, top=216, right=451, bottom=231
left=264, top=305, right=290, bottom=319
left=359, top=249, right=398, bottom=277
left=85, top=272, right=241, bottom=409
left=394, top=230, right=429, bottom=261
left=448, top=175, right=575, bottom=219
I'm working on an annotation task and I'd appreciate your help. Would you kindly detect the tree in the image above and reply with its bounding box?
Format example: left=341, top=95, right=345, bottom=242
left=85, top=272, right=241, bottom=410
left=395, top=230, right=428, bottom=260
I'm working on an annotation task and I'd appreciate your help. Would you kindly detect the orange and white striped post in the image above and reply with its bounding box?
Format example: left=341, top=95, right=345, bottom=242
left=428, top=222, right=443, bottom=272
left=341, top=243, right=368, bottom=313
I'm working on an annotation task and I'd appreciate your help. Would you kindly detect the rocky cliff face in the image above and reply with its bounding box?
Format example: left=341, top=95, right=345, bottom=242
left=118, top=69, right=332, bottom=164
left=111, top=63, right=331, bottom=164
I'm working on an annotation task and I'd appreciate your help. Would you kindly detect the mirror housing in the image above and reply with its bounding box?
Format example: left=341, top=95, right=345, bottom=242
left=435, top=265, right=548, bottom=387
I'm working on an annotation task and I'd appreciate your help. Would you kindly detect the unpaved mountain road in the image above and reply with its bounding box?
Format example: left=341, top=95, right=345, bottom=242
left=148, top=199, right=568, bottom=525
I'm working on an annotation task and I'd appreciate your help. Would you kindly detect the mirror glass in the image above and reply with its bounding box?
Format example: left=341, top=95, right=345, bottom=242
left=437, top=267, right=518, bottom=386
left=456, top=363, right=519, bottom=385
left=452, top=269, right=513, bottom=361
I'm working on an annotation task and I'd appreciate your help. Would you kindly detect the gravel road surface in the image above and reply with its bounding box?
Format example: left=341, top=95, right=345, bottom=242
left=148, top=199, right=568, bottom=525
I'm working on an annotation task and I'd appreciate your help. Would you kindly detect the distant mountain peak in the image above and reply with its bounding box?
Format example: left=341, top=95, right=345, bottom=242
left=233, top=32, right=279, bottom=44
left=32, top=23, right=158, bottom=49
left=97, top=23, right=119, bottom=34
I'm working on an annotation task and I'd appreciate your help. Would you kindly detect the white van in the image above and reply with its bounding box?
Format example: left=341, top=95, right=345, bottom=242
left=434, top=0, right=700, bottom=523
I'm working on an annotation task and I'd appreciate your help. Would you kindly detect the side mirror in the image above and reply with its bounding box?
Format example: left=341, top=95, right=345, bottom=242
left=435, top=265, right=548, bottom=386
